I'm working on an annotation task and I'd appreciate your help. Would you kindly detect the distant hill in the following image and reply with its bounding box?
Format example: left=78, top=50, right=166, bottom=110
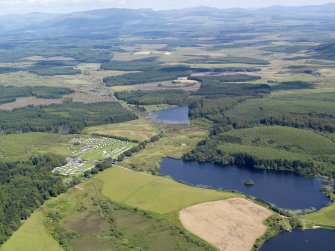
left=0, top=3, right=335, bottom=38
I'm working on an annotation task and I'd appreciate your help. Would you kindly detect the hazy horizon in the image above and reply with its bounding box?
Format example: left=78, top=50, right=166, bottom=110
left=0, top=0, right=334, bottom=15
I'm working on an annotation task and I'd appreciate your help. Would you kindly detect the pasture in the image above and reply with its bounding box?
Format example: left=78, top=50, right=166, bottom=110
left=1, top=211, right=63, bottom=251
left=96, top=166, right=238, bottom=214
left=83, top=118, right=159, bottom=141
left=301, top=195, right=335, bottom=227
left=0, top=133, right=72, bottom=161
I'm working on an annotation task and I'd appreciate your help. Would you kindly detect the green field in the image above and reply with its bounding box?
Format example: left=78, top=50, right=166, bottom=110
left=0, top=133, right=71, bottom=161
left=1, top=212, right=63, bottom=251
left=121, top=127, right=208, bottom=171
left=83, top=119, right=159, bottom=141
left=301, top=195, right=335, bottom=227
left=96, top=166, right=238, bottom=214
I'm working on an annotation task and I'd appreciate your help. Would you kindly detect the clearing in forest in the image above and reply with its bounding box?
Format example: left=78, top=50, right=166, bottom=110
left=83, top=118, right=159, bottom=141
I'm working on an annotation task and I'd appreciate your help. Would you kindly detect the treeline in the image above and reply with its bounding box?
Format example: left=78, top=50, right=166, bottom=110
left=101, top=57, right=159, bottom=71
left=0, top=85, right=74, bottom=105
left=115, top=90, right=189, bottom=106
left=271, top=81, right=315, bottom=91
left=103, top=68, right=189, bottom=86
left=188, top=96, right=247, bottom=118
left=83, top=135, right=161, bottom=177
left=259, top=114, right=335, bottom=133
left=0, top=102, right=137, bottom=134
left=184, top=140, right=335, bottom=179
left=0, top=64, right=81, bottom=76
left=0, top=154, right=68, bottom=244
left=190, top=74, right=261, bottom=86
left=197, top=82, right=269, bottom=97
left=116, top=135, right=160, bottom=163
left=314, top=42, right=335, bottom=60
left=185, top=56, right=270, bottom=65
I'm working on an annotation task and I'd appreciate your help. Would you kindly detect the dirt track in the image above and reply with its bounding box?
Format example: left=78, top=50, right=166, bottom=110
left=179, top=198, right=272, bottom=251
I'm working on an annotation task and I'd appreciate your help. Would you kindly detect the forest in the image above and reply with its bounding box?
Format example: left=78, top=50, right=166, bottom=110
left=0, top=154, right=68, bottom=244
left=0, top=85, right=74, bottom=105
left=115, top=90, right=189, bottom=106
left=0, top=102, right=137, bottom=134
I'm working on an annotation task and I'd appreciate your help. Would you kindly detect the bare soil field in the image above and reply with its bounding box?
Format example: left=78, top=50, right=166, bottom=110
left=0, top=96, right=63, bottom=110
left=179, top=198, right=272, bottom=251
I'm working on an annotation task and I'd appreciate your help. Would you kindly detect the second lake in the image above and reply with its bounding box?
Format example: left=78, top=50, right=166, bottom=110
left=152, top=106, right=190, bottom=124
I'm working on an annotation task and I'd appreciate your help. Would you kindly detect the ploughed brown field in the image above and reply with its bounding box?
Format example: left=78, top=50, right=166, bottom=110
left=180, top=198, right=272, bottom=251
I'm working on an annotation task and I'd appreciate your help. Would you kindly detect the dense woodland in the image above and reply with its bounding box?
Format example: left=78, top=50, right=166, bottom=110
left=115, top=90, right=189, bottom=106
left=0, top=102, right=137, bottom=134
left=0, top=85, right=74, bottom=105
left=0, top=155, right=68, bottom=244
left=183, top=139, right=335, bottom=179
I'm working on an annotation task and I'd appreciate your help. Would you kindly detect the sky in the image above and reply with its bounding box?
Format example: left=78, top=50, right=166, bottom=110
left=0, top=0, right=334, bottom=14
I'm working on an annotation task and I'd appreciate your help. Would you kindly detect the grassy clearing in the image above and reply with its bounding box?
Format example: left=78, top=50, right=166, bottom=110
left=121, top=127, right=208, bottom=171
left=0, top=133, right=71, bottom=161
left=1, top=211, right=63, bottom=251
left=83, top=118, right=159, bottom=141
left=301, top=195, right=335, bottom=227
left=97, top=166, right=238, bottom=214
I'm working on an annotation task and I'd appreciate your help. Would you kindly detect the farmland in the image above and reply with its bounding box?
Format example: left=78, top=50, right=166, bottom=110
left=1, top=212, right=63, bottom=251
left=96, top=166, right=238, bottom=214
left=0, top=133, right=72, bottom=161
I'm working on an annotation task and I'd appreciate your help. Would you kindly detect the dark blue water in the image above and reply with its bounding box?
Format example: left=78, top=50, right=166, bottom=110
left=152, top=107, right=189, bottom=124
left=261, top=229, right=335, bottom=251
left=159, top=158, right=330, bottom=210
